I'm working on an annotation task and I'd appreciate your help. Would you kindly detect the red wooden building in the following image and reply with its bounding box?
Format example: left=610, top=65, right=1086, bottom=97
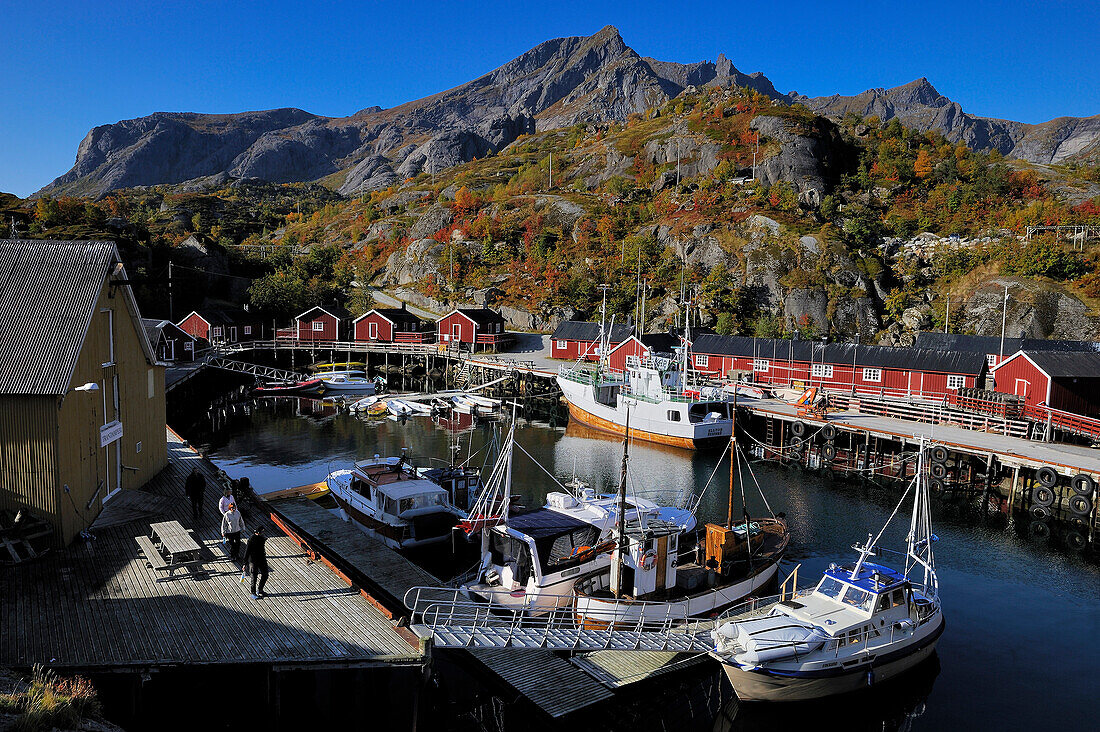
left=437, top=308, right=508, bottom=351
left=992, top=350, right=1100, bottom=416
left=353, top=305, right=433, bottom=343
left=690, top=334, right=987, bottom=400
left=295, top=305, right=350, bottom=341
left=550, top=321, right=632, bottom=361
left=177, top=307, right=259, bottom=344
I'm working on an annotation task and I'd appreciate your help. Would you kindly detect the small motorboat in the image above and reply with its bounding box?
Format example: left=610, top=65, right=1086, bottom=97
left=451, top=396, right=478, bottom=414
left=366, top=400, right=390, bottom=417
left=311, top=361, right=366, bottom=373
left=253, top=377, right=324, bottom=395
left=387, top=399, right=414, bottom=417
left=465, top=394, right=499, bottom=410
left=349, top=395, right=380, bottom=412
left=319, top=374, right=377, bottom=392
left=255, top=481, right=331, bottom=501
left=402, top=400, right=433, bottom=415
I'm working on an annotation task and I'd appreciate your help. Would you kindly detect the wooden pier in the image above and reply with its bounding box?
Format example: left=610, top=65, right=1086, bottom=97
left=0, top=428, right=422, bottom=672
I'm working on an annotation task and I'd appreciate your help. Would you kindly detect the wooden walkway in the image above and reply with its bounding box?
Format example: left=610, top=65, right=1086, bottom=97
left=0, top=428, right=421, bottom=671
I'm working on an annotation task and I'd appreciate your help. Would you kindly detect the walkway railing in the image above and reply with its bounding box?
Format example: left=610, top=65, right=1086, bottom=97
left=215, top=339, right=464, bottom=358
left=1022, top=403, right=1100, bottom=441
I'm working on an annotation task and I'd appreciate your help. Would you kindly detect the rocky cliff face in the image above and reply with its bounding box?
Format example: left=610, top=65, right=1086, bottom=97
left=39, top=27, right=780, bottom=199
left=794, top=78, right=1100, bottom=164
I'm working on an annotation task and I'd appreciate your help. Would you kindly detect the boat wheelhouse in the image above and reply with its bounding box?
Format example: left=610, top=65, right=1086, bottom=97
left=326, top=456, right=463, bottom=550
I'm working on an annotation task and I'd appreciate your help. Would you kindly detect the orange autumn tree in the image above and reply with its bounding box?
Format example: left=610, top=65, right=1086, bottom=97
left=914, top=149, right=934, bottom=179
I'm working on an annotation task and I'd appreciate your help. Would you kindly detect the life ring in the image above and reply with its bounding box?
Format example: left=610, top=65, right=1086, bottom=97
left=930, top=446, right=949, bottom=464
left=821, top=444, right=837, bottom=462
left=1069, top=494, right=1092, bottom=517
left=1071, top=474, right=1096, bottom=496
left=930, top=463, right=948, bottom=479
left=1032, top=485, right=1055, bottom=508
left=791, top=421, right=807, bottom=437
left=1028, top=520, right=1051, bottom=540
left=1065, top=531, right=1087, bottom=552
left=1029, top=504, right=1051, bottom=521
left=822, top=424, right=837, bottom=441
left=1036, top=467, right=1059, bottom=488
left=641, top=550, right=658, bottom=571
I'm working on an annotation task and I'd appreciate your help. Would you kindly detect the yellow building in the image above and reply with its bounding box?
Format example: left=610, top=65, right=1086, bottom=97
left=0, top=240, right=167, bottom=544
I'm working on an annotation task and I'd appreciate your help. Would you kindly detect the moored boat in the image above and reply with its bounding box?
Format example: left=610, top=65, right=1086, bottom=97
left=253, top=377, right=324, bottom=395
left=319, top=374, right=377, bottom=392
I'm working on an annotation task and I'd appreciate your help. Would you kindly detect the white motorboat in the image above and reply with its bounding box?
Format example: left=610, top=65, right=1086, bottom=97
left=710, top=445, right=944, bottom=701
left=402, top=399, right=434, bottom=415
left=320, top=374, right=377, bottom=392
left=450, top=396, right=477, bottom=414
left=465, top=394, right=500, bottom=410
left=387, top=399, right=414, bottom=416
left=348, top=395, right=380, bottom=412
left=326, top=455, right=465, bottom=550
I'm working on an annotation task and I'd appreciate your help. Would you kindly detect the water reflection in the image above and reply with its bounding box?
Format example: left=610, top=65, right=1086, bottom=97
left=194, top=394, right=1100, bottom=731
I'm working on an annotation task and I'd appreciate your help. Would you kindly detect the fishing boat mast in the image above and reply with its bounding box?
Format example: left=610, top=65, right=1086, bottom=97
left=612, top=407, right=631, bottom=598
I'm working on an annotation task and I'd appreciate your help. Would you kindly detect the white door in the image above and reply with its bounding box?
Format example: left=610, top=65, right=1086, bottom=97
left=369, top=322, right=378, bottom=340
left=1014, top=379, right=1030, bottom=397
left=452, top=323, right=462, bottom=341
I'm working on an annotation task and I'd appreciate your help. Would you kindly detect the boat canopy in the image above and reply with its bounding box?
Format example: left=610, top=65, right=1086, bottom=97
left=505, top=508, right=591, bottom=539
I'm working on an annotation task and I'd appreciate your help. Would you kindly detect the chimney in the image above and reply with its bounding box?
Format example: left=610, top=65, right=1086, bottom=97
left=401, top=301, right=407, bottom=311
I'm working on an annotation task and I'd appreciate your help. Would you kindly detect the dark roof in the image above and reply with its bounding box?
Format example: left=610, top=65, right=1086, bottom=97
left=914, top=332, right=1100, bottom=355
left=193, top=306, right=253, bottom=326
left=454, top=308, right=505, bottom=327
left=692, top=334, right=987, bottom=376
left=143, top=318, right=195, bottom=344
left=1018, top=350, right=1100, bottom=379
left=506, top=508, right=591, bottom=540
left=550, top=321, right=632, bottom=342
left=0, top=240, right=155, bottom=395
left=297, top=304, right=351, bottom=320
left=639, top=332, right=681, bottom=354
left=367, top=307, right=425, bottom=326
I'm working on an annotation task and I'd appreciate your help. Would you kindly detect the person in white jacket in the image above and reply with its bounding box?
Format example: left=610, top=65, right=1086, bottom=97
left=221, top=503, right=245, bottom=560
left=219, top=486, right=237, bottom=516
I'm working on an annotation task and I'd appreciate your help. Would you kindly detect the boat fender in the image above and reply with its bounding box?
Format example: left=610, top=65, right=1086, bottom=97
left=1028, top=521, right=1051, bottom=540
left=1071, top=473, right=1096, bottom=496
left=1065, top=531, right=1087, bottom=552
left=1068, top=494, right=1092, bottom=517
left=1032, top=485, right=1055, bottom=508
left=1036, top=466, right=1059, bottom=488
left=1029, top=505, right=1051, bottom=521
left=641, top=550, right=658, bottom=571
left=928, top=478, right=945, bottom=496
left=821, top=444, right=837, bottom=462
left=930, top=463, right=948, bottom=479
left=930, top=445, right=949, bottom=464
left=822, top=424, right=837, bottom=441
left=866, top=669, right=875, bottom=687
left=791, top=421, right=807, bottom=437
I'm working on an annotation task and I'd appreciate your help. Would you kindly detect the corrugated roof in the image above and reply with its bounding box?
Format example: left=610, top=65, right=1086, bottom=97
left=639, top=332, right=680, bottom=354
left=369, top=307, right=425, bottom=326
left=455, top=307, right=505, bottom=327
left=550, top=320, right=632, bottom=342
left=1025, top=350, right=1100, bottom=379
left=297, top=304, right=351, bottom=321
left=0, top=240, right=155, bottom=395
left=914, top=332, right=1100, bottom=354
left=691, top=334, right=987, bottom=376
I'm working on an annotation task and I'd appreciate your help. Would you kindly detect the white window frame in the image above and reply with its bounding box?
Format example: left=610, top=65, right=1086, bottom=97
left=211, top=326, right=223, bottom=338
left=369, top=321, right=379, bottom=339
left=753, top=359, right=770, bottom=372
left=452, top=323, right=462, bottom=340
left=946, top=374, right=966, bottom=390
left=243, top=325, right=252, bottom=335
left=667, top=410, right=681, bottom=422
left=556, top=340, right=567, bottom=349
left=862, top=368, right=882, bottom=383
left=811, top=363, right=833, bottom=378
left=312, top=320, right=325, bottom=332
left=695, top=354, right=709, bottom=367
left=986, top=354, right=998, bottom=368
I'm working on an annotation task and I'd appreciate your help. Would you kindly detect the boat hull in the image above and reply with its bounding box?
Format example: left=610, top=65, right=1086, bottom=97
left=717, top=615, right=945, bottom=702
left=331, top=492, right=454, bottom=550
left=565, top=401, right=728, bottom=450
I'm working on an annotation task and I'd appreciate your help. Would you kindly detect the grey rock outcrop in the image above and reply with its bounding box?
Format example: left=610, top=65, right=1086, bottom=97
left=751, top=115, right=851, bottom=196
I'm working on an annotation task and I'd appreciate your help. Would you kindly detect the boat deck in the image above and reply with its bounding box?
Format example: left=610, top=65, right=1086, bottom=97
left=0, top=428, right=421, bottom=671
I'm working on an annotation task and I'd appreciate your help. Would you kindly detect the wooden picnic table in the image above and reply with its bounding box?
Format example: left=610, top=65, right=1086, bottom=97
left=136, top=520, right=204, bottom=579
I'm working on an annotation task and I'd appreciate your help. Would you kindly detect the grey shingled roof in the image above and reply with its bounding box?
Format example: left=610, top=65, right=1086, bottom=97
left=368, top=307, right=425, bottom=327
left=0, top=240, right=126, bottom=395
left=914, top=332, right=1100, bottom=354
left=551, top=321, right=633, bottom=342
left=1022, top=350, right=1100, bottom=379
left=454, top=308, right=505, bottom=327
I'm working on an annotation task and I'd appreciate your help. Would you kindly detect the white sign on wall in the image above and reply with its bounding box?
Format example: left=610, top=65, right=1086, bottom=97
left=100, top=420, right=123, bottom=447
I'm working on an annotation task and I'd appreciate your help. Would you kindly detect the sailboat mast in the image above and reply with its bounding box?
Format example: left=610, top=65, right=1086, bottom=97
left=613, top=407, right=631, bottom=598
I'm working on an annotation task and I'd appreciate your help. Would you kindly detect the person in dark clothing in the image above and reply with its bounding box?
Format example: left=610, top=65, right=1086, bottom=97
left=184, top=467, right=206, bottom=521
left=243, top=526, right=269, bottom=599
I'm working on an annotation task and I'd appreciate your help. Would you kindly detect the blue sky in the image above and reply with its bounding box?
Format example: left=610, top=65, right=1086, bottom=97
left=2, top=0, right=1098, bottom=197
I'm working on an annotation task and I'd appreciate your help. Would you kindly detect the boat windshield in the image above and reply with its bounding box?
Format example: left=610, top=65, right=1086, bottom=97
left=816, top=576, right=846, bottom=599
left=841, top=586, right=876, bottom=612
left=400, top=493, right=446, bottom=513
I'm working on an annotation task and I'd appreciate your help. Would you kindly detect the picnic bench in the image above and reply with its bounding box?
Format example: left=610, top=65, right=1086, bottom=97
left=135, top=520, right=204, bottom=580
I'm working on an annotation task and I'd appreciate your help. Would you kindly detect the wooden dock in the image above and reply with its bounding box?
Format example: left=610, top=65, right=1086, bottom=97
left=0, top=428, right=421, bottom=672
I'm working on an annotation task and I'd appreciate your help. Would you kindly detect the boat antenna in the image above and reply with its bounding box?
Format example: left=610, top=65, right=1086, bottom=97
left=726, top=388, right=738, bottom=528
left=613, top=405, right=631, bottom=598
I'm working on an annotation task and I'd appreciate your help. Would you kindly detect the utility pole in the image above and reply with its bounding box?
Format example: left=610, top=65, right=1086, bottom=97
left=168, top=260, right=174, bottom=321
left=999, top=284, right=1009, bottom=360
left=675, top=138, right=681, bottom=188
left=548, top=153, right=552, bottom=190
left=944, top=294, right=950, bottom=334
left=597, top=283, right=612, bottom=364
left=752, top=133, right=759, bottom=181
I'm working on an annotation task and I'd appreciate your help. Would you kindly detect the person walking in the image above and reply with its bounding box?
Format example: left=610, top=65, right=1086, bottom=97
left=242, top=525, right=269, bottom=599
left=219, top=485, right=236, bottom=516
left=221, top=503, right=245, bottom=561
left=184, top=467, right=206, bottom=521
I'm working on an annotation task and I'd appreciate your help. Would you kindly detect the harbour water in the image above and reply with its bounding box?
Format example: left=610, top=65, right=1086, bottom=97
left=195, top=396, right=1100, bottom=731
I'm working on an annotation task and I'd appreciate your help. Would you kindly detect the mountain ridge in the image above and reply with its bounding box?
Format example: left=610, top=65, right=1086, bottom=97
left=38, top=26, right=1100, bottom=198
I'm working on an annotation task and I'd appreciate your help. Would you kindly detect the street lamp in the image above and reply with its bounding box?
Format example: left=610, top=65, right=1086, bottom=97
left=58, top=382, right=99, bottom=408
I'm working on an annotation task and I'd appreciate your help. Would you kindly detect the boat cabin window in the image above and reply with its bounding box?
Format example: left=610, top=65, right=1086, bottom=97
left=815, top=576, right=846, bottom=599
left=538, top=526, right=601, bottom=573
left=383, top=496, right=400, bottom=516
left=893, top=589, right=907, bottom=607
left=667, top=410, right=681, bottom=422
left=351, top=477, right=372, bottom=500
left=841, top=586, right=875, bottom=612
left=400, top=493, right=445, bottom=514
left=876, top=588, right=906, bottom=611
left=490, top=533, right=534, bottom=583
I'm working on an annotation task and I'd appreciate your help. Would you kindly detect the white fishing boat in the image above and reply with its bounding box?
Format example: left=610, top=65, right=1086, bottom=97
left=710, top=445, right=944, bottom=702
left=319, top=374, right=377, bottom=392
left=451, top=395, right=477, bottom=414
left=402, top=399, right=434, bottom=415
left=465, top=394, right=500, bottom=410
left=326, top=455, right=465, bottom=550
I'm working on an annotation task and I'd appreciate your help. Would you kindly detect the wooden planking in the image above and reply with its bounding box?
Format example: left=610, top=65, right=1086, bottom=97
left=470, top=649, right=615, bottom=718
left=0, top=427, right=421, bottom=670
left=571, top=650, right=711, bottom=689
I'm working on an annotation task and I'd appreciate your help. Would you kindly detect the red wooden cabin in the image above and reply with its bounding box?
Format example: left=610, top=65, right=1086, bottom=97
left=353, top=306, right=433, bottom=343
left=550, top=321, right=632, bottom=361
left=992, top=350, right=1100, bottom=416
left=295, top=305, right=349, bottom=341
left=177, top=308, right=259, bottom=344
left=437, top=308, right=508, bottom=351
